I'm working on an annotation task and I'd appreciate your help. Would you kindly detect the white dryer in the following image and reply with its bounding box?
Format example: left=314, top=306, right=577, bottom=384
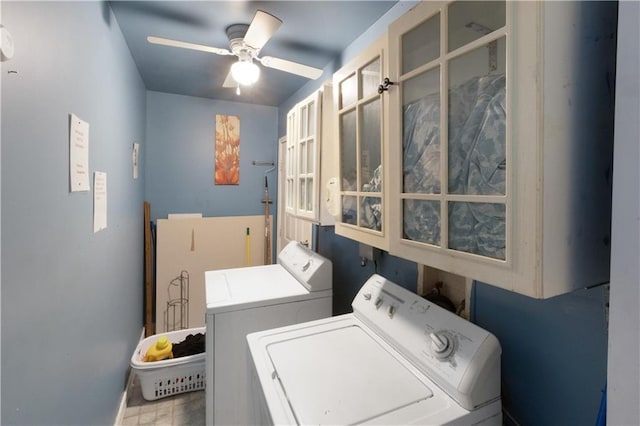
left=205, top=241, right=332, bottom=426
left=247, top=274, right=502, bottom=425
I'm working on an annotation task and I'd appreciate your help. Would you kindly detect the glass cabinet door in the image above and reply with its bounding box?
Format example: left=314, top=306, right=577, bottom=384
left=296, top=92, right=320, bottom=218
left=390, top=0, right=508, bottom=262
left=285, top=109, right=297, bottom=214
left=447, top=1, right=507, bottom=260
left=285, top=90, right=322, bottom=221
left=334, top=36, right=388, bottom=250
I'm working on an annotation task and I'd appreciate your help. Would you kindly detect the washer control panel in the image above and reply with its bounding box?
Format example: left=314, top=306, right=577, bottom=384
left=278, top=241, right=332, bottom=292
left=352, top=274, right=501, bottom=409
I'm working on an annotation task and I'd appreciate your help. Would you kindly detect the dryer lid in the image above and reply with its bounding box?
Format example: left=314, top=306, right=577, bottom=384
left=266, top=324, right=433, bottom=425
left=205, top=265, right=315, bottom=314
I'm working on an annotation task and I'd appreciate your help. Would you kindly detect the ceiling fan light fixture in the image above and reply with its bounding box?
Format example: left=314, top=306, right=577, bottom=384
left=231, top=60, right=260, bottom=86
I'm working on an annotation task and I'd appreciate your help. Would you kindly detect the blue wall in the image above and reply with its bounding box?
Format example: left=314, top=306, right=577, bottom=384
left=473, top=283, right=608, bottom=425
left=1, top=2, right=146, bottom=425
left=145, top=91, right=278, bottom=221
left=316, top=226, right=417, bottom=315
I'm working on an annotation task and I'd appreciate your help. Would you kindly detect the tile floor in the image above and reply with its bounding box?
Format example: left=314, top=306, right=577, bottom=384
left=121, top=375, right=205, bottom=425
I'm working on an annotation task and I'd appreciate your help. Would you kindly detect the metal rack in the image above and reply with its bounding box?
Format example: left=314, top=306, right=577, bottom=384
left=165, top=270, right=189, bottom=332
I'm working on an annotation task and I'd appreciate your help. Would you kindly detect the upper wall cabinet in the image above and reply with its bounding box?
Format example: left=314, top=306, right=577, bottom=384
left=285, top=83, right=335, bottom=225
left=387, top=1, right=616, bottom=298
left=333, top=36, right=390, bottom=250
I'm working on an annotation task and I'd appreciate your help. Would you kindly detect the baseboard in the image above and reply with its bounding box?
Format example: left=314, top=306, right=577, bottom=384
left=114, top=388, right=128, bottom=426
left=114, top=327, right=146, bottom=426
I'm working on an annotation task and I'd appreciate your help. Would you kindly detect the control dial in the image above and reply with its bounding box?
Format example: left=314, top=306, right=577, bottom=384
left=429, top=331, right=455, bottom=360
left=301, top=259, right=312, bottom=272
left=374, top=297, right=383, bottom=309
left=387, top=305, right=396, bottom=318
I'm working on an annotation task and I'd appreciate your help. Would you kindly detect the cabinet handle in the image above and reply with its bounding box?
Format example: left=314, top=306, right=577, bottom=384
left=377, top=77, right=395, bottom=94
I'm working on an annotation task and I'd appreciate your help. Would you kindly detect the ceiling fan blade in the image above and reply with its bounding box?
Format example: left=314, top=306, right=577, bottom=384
left=147, top=36, right=232, bottom=56
left=222, top=69, right=237, bottom=88
left=259, top=56, right=323, bottom=80
left=243, top=10, right=282, bottom=50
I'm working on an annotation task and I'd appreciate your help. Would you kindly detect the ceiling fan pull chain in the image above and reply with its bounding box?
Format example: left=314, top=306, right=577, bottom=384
left=377, top=77, right=395, bottom=94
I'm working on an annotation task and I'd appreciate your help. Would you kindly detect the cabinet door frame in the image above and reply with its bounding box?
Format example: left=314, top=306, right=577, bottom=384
left=333, top=34, right=390, bottom=251
left=279, top=134, right=315, bottom=250
left=294, top=90, right=322, bottom=221
left=285, top=110, right=297, bottom=216
left=388, top=1, right=515, bottom=284
left=277, top=136, right=287, bottom=254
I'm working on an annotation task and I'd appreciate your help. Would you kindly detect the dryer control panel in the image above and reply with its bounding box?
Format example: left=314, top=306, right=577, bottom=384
left=353, top=274, right=501, bottom=411
left=278, top=241, right=332, bottom=292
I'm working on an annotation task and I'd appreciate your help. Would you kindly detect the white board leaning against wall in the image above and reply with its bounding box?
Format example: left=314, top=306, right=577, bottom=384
left=155, top=215, right=270, bottom=330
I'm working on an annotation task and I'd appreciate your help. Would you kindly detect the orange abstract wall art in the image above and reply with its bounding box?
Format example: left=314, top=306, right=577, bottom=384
left=215, top=114, right=240, bottom=185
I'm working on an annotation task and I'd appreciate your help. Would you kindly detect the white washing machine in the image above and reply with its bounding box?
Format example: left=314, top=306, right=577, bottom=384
left=247, top=274, right=502, bottom=425
left=205, top=241, right=332, bottom=426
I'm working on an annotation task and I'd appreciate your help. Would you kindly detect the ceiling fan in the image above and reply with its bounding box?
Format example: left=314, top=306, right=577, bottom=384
left=147, top=10, right=324, bottom=93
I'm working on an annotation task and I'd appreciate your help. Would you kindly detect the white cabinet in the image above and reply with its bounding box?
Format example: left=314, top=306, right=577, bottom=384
left=386, top=1, right=615, bottom=298
left=281, top=83, right=335, bottom=250
left=286, top=90, right=321, bottom=220
left=285, top=84, right=335, bottom=225
left=333, top=36, right=389, bottom=250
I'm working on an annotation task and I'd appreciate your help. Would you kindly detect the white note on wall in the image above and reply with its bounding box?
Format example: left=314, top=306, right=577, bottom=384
left=132, top=142, right=139, bottom=179
left=69, top=113, right=90, bottom=192
left=93, top=171, right=107, bottom=233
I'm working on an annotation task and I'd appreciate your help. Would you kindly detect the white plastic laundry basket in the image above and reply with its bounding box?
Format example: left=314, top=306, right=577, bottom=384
left=130, top=327, right=206, bottom=401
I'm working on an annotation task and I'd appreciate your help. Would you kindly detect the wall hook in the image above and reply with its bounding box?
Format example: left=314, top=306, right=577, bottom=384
left=252, top=160, right=275, bottom=166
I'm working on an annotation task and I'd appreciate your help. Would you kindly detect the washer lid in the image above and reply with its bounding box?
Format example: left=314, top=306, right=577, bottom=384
left=267, top=325, right=433, bottom=425
left=205, top=265, right=320, bottom=314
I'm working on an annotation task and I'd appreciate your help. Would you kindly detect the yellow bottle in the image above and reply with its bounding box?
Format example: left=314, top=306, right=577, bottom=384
left=143, top=335, right=173, bottom=362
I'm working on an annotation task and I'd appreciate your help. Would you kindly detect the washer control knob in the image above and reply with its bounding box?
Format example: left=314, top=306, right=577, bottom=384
left=363, top=292, right=372, bottom=301
left=302, top=260, right=312, bottom=272
left=388, top=305, right=396, bottom=318
left=374, top=297, right=383, bottom=309
left=430, top=332, right=454, bottom=360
